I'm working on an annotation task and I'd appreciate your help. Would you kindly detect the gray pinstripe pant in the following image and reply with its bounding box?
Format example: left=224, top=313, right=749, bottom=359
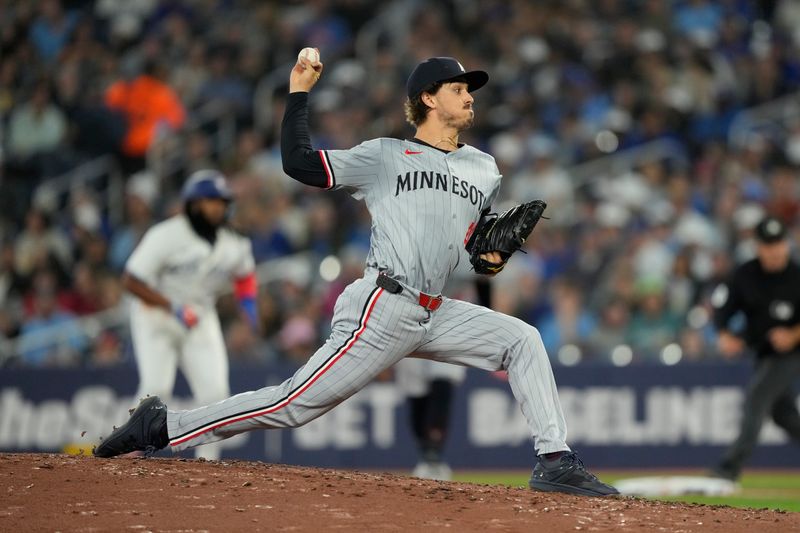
left=167, top=272, right=569, bottom=455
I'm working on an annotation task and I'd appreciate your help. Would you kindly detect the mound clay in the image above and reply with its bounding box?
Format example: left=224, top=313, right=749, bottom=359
left=2, top=453, right=797, bottom=532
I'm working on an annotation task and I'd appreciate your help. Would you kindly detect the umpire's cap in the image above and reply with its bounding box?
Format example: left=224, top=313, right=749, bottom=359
left=181, top=169, right=233, bottom=202
left=406, top=57, right=489, bottom=99
left=754, top=216, right=787, bottom=243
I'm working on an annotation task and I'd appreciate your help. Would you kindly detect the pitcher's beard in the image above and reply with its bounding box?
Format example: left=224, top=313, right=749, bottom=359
left=448, top=110, right=474, bottom=132
left=457, top=116, right=474, bottom=131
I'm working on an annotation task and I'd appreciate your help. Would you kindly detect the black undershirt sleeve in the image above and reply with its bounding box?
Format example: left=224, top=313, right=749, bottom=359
left=280, top=92, right=328, bottom=188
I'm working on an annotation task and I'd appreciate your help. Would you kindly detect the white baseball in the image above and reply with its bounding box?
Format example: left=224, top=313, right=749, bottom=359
left=298, top=47, right=320, bottom=65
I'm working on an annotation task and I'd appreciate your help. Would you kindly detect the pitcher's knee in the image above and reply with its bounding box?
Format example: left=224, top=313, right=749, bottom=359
left=527, top=324, right=544, bottom=344
left=503, top=323, right=548, bottom=366
left=519, top=323, right=545, bottom=351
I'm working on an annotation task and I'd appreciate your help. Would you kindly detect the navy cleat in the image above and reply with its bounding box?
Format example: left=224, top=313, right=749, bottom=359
left=94, top=396, right=169, bottom=458
left=529, top=452, right=619, bottom=497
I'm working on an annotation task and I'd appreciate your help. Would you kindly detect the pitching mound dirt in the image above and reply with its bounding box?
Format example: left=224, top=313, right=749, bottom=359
left=2, top=453, right=797, bottom=532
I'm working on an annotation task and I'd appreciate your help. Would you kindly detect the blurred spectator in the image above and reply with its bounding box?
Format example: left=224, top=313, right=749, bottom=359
left=94, top=0, right=158, bottom=44
left=279, top=313, right=318, bottom=364
left=104, top=60, right=186, bottom=173
left=667, top=248, right=698, bottom=316
left=109, top=171, right=158, bottom=271
left=196, top=47, right=252, bottom=119
left=22, top=269, right=68, bottom=319
left=256, top=287, right=287, bottom=341
left=222, top=128, right=270, bottom=176
left=5, top=81, right=70, bottom=215
left=170, top=41, right=210, bottom=108
left=0, top=308, right=21, bottom=364
left=76, top=232, right=110, bottom=272
left=508, top=135, right=575, bottom=226
left=538, top=279, right=596, bottom=356
left=626, top=277, right=683, bottom=361
left=766, top=165, right=800, bottom=223
left=29, top=0, right=78, bottom=63
left=0, top=60, right=19, bottom=117
left=68, top=187, right=104, bottom=245
left=6, top=81, right=67, bottom=164
left=304, top=196, right=337, bottom=257
left=89, top=330, right=124, bottom=367
left=95, top=272, right=124, bottom=310
left=14, top=209, right=72, bottom=278
left=246, top=200, right=294, bottom=262
left=53, top=61, right=127, bottom=160
left=588, top=296, right=632, bottom=360
left=679, top=327, right=708, bottom=362
left=61, top=261, right=101, bottom=316
left=301, top=1, right=353, bottom=57
left=17, top=270, right=89, bottom=366
left=226, top=318, right=275, bottom=364
left=673, top=0, right=722, bottom=44
left=0, top=241, right=25, bottom=309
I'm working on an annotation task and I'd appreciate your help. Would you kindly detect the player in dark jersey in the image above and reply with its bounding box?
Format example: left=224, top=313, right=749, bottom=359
left=711, top=216, right=800, bottom=481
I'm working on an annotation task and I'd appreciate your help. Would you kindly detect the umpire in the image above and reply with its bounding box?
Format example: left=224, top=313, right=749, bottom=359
left=711, top=215, right=800, bottom=481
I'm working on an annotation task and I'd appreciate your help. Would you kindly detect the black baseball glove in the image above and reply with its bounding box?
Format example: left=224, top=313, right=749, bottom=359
left=465, top=200, right=547, bottom=275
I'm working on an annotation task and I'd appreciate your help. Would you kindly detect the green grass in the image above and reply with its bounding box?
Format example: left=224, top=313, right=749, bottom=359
left=453, top=470, right=800, bottom=512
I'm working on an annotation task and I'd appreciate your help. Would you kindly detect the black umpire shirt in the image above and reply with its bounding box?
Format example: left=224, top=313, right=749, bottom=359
left=712, top=258, right=800, bottom=358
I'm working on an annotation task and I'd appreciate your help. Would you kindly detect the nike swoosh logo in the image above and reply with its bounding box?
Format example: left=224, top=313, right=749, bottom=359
left=404, top=149, right=423, bottom=155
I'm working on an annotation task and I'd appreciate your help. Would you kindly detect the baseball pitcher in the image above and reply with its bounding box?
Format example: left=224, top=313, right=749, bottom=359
left=96, top=53, right=617, bottom=497
left=121, top=169, right=257, bottom=460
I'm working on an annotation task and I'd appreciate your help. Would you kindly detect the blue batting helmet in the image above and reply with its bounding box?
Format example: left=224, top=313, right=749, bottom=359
left=181, top=169, right=233, bottom=202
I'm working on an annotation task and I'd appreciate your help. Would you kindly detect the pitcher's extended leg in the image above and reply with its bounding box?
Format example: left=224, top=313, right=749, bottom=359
left=168, top=279, right=425, bottom=452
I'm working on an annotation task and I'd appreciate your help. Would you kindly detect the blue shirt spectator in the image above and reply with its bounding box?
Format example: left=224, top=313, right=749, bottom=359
left=29, top=0, right=78, bottom=62
left=673, top=0, right=723, bottom=39
left=18, top=284, right=89, bottom=366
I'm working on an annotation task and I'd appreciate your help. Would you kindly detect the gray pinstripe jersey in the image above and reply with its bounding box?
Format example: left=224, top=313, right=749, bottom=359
left=319, top=138, right=501, bottom=295
left=167, top=141, right=571, bottom=459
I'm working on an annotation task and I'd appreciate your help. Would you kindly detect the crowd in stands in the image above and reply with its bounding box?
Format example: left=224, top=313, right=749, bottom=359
left=1, top=0, right=800, bottom=368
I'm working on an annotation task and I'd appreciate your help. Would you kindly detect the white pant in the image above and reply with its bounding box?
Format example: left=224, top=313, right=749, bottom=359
left=131, top=302, right=230, bottom=459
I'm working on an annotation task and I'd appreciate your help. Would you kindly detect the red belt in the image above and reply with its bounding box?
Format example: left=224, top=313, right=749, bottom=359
left=418, top=292, right=443, bottom=311
left=376, top=273, right=442, bottom=311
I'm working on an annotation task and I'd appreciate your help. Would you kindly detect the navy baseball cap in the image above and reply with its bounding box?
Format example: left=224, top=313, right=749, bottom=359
left=755, top=216, right=787, bottom=243
left=406, top=57, right=489, bottom=99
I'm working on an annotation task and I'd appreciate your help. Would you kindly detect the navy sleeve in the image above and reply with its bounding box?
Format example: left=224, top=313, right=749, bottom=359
left=280, top=92, right=328, bottom=188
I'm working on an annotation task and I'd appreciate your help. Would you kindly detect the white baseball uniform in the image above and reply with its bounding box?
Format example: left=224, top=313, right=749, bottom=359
left=125, top=214, right=254, bottom=459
